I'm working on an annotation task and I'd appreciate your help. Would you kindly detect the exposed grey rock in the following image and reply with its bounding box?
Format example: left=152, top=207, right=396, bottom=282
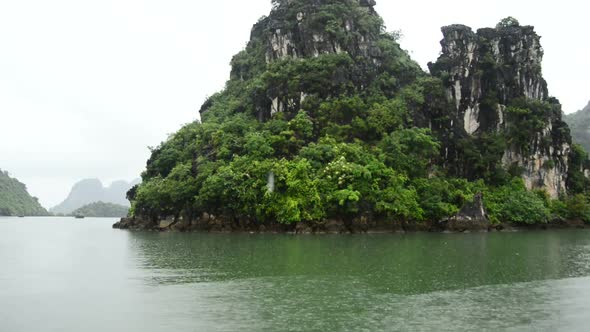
left=206, top=0, right=389, bottom=120
left=430, top=22, right=571, bottom=198
left=446, top=193, right=490, bottom=232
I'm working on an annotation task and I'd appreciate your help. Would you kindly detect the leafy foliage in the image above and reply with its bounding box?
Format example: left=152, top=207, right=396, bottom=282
left=484, top=179, right=550, bottom=224
left=567, top=144, right=590, bottom=195
left=71, top=202, right=129, bottom=218
left=0, top=170, right=48, bottom=216
left=565, top=102, right=590, bottom=153
left=496, top=17, right=520, bottom=29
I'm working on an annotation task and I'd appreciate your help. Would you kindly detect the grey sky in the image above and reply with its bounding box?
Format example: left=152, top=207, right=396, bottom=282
left=1, top=0, right=588, bottom=208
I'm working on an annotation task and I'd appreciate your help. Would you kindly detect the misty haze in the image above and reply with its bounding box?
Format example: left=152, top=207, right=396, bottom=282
left=2, top=0, right=590, bottom=331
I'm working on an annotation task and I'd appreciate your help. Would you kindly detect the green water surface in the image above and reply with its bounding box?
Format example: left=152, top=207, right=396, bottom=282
left=1, top=217, right=590, bottom=331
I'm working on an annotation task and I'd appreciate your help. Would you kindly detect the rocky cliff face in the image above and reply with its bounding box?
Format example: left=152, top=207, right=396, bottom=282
left=430, top=20, right=571, bottom=197
left=202, top=0, right=419, bottom=121
left=256, top=0, right=379, bottom=63
left=254, top=0, right=379, bottom=116
left=231, top=0, right=381, bottom=120
left=435, top=24, right=548, bottom=136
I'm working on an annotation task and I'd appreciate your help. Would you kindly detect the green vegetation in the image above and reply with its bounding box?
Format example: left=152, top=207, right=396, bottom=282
left=565, top=101, right=590, bottom=153
left=484, top=179, right=550, bottom=224
left=0, top=169, right=48, bottom=216
left=126, top=2, right=590, bottom=228
left=71, top=202, right=129, bottom=218
left=496, top=17, right=520, bottom=29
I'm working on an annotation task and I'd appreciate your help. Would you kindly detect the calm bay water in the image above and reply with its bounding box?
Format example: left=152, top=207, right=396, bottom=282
left=1, top=217, right=590, bottom=331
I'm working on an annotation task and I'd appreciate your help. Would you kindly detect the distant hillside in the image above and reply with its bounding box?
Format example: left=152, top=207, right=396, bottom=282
left=565, top=102, right=590, bottom=152
left=51, top=178, right=140, bottom=214
left=0, top=169, right=48, bottom=216
left=71, top=202, right=129, bottom=218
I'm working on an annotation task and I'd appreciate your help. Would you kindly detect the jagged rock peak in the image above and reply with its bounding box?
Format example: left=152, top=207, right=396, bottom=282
left=430, top=19, right=551, bottom=140
left=248, top=0, right=383, bottom=64
left=430, top=18, right=571, bottom=198
left=220, top=0, right=419, bottom=120
left=432, top=20, right=548, bottom=134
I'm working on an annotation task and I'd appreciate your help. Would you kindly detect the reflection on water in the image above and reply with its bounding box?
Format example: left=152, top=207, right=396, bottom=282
left=2, top=217, right=590, bottom=331
left=125, top=230, right=590, bottom=330
left=128, top=231, right=590, bottom=293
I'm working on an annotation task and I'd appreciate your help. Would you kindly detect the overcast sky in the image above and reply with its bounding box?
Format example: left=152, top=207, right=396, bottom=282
left=1, top=0, right=588, bottom=208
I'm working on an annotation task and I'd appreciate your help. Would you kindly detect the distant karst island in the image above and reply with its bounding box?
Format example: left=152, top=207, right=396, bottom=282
left=71, top=202, right=129, bottom=218
left=565, top=101, right=590, bottom=153
left=52, top=178, right=139, bottom=215
left=0, top=169, right=48, bottom=216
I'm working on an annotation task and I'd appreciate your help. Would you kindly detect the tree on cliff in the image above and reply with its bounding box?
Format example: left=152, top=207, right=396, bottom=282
left=496, top=17, right=520, bottom=29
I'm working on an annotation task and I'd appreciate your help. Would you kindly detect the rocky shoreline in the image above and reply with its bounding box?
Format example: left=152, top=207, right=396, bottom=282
left=113, top=215, right=589, bottom=234
left=113, top=194, right=589, bottom=233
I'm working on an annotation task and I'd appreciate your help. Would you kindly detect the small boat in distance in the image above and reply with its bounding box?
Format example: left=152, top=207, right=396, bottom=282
left=74, top=214, right=85, bottom=219
left=18, top=215, right=25, bottom=218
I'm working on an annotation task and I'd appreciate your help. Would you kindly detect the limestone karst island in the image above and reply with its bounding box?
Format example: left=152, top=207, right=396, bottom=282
left=115, top=1, right=589, bottom=233
left=4, top=0, right=590, bottom=330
